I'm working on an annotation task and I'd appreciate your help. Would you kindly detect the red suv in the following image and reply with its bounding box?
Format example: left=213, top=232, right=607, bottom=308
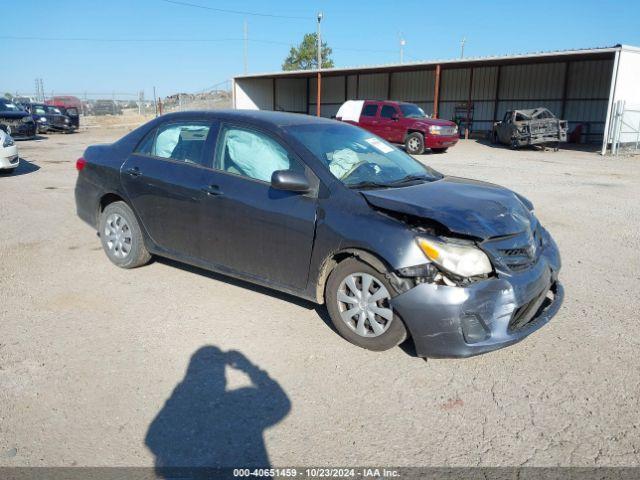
left=336, top=100, right=458, bottom=155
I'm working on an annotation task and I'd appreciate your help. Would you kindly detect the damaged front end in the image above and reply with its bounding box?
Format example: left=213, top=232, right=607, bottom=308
left=362, top=179, right=563, bottom=358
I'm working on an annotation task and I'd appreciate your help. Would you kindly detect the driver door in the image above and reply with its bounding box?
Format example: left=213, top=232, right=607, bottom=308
left=198, top=124, right=318, bottom=290
left=498, top=111, right=513, bottom=144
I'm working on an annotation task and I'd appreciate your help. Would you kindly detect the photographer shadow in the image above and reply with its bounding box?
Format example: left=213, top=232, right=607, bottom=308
left=145, top=346, right=291, bottom=473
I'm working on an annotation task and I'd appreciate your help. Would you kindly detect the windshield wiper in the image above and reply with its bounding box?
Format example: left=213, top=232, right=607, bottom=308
left=347, top=180, right=392, bottom=190
left=388, top=174, right=431, bottom=186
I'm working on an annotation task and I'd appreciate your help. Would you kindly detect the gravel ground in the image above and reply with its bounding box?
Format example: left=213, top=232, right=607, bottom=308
left=1, top=128, right=639, bottom=468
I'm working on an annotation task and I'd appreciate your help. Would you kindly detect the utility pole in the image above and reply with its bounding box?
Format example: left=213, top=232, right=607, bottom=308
left=243, top=19, right=248, bottom=75
left=153, top=86, right=157, bottom=117
left=460, top=37, right=466, bottom=58
left=399, top=35, right=406, bottom=64
left=316, top=11, right=323, bottom=117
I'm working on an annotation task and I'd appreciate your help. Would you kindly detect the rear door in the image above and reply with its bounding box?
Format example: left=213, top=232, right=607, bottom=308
left=198, top=123, right=318, bottom=289
left=358, top=102, right=381, bottom=136
left=121, top=119, right=218, bottom=260
left=379, top=103, right=404, bottom=143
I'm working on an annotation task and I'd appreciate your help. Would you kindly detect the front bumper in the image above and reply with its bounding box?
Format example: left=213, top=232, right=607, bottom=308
left=392, top=242, right=562, bottom=358
left=3, top=122, right=36, bottom=139
left=0, top=146, right=19, bottom=170
left=425, top=134, right=458, bottom=149
left=49, top=123, right=76, bottom=132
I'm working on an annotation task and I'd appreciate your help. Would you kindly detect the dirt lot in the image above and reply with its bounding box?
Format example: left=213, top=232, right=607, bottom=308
left=1, top=126, right=639, bottom=468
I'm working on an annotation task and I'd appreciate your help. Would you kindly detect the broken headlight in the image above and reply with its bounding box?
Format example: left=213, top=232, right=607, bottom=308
left=417, top=237, right=492, bottom=278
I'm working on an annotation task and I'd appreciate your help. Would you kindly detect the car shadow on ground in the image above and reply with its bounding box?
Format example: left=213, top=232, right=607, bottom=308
left=157, top=258, right=420, bottom=359
left=145, top=345, right=291, bottom=476
left=0, top=158, right=40, bottom=177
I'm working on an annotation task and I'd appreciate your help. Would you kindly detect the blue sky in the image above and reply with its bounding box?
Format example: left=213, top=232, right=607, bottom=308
left=3, top=0, right=639, bottom=100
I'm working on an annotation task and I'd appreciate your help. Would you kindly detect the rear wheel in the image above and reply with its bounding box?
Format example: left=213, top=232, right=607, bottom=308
left=326, top=258, right=407, bottom=352
left=431, top=147, right=448, bottom=153
left=405, top=132, right=425, bottom=155
left=99, top=201, right=151, bottom=269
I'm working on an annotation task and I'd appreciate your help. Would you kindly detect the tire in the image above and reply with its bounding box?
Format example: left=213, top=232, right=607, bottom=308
left=431, top=147, right=448, bottom=154
left=405, top=132, right=425, bottom=155
left=491, top=130, right=499, bottom=144
left=325, top=258, right=407, bottom=352
left=99, top=201, right=151, bottom=269
left=510, top=138, right=520, bottom=150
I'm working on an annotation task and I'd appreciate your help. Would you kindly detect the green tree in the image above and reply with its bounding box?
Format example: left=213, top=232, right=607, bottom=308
left=282, top=33, right=334, bottom=71
left=4, top=93, right=13, bottom=100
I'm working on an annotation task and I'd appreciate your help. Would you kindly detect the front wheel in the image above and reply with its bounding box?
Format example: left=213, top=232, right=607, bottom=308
left=405, top=132, right=425, bottom=155
left=431, top=147, right=448, bottom=154
left=99, top=201, right=151, bottom=269
left=325, top=258, right=407, bottom=352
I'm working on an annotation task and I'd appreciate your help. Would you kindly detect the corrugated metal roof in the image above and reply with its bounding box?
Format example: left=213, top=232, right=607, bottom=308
left=234, top=45, right=626, bottom=80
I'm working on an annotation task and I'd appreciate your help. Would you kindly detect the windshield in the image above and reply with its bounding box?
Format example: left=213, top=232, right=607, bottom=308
left=400, top=104, right=427, bottom=119
left=287, top=122, right=441, bottom=188
left=46, top=106, right=62, bottom=114
left=33, top=106, right=47, bottom=115
left=0, top=100, right=22, bottom=112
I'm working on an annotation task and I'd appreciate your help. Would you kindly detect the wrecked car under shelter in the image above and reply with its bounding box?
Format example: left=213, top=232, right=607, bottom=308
left=233, top=45, right=640, bottom=154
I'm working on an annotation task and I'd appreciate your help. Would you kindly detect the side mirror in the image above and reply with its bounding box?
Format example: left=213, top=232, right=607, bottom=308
left=271, top=170, right=310, bottom=193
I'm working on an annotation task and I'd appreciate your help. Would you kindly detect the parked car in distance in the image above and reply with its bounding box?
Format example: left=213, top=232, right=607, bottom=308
left=0, top=98, right=36, bottom=140
left=19, top=103, right=50, bottom=133
left=46, top=95, right=82, bottom=111
left=492, top=107, right=568, bottom=149
left=93, top=100, right=122, bottom=116
left=75, top=110, right=563, bottom=358
left=0, top=129, right=19, bottom=173
left=56, top=105, right=80, bottom=130
left=26, top=104, right=75, bottom=133
left=336, top=100, right=459, bottom=155
left=13, top=96, right=36, bottom=105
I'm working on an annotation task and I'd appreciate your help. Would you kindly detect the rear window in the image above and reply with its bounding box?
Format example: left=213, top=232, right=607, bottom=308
left=361, top=104, right=378, bottom=117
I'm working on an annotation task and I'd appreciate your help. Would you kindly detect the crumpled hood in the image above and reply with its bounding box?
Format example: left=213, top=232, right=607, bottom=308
left=362, top=176, right=534, bottom=239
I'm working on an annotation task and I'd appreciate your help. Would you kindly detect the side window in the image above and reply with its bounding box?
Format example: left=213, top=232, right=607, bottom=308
left=153, top=122, right=211, bottom=166
left=503, top=112, right=512, bottom=123
left=215, top=126, right=302, bottom=183
left=135, top=129, right=156, bottom=155
left=380, top=105, right=397, bottom=118
left=361, top=103, right=379, bottom=117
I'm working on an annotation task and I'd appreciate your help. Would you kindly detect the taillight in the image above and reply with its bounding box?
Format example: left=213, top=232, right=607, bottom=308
left=76, top=157, right=86, bottom=171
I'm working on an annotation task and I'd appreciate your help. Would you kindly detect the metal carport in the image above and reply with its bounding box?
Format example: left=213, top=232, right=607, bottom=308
left=233, top=45, right=640, bottom=153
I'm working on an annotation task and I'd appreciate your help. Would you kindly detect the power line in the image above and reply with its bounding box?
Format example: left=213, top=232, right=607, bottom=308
left=0, top=35, right=254, bottom=43
left=160, top=0, right=309, bottom=20
left=0, top=35, right=396, bottom=54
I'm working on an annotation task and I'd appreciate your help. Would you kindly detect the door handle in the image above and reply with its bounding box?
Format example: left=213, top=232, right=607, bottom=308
left=202, top=184, right=223, bottom=197
left=126, top=167, right=141, bottom=177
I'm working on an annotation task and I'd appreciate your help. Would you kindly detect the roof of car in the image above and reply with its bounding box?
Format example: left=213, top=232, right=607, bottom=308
left=159, top=109, right=340, bottom=129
